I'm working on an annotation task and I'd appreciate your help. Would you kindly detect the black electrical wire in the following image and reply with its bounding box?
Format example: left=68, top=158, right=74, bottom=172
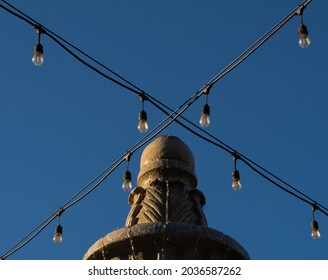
left=0, top=85, right=196, bottom=259
left=1, top=0, right=319, bottom=198
left=0, top=0, right=313, bottom=157
left=0, top=211, right=57, bottom=260
left=45, top=33, right=142, bottom=96
left=62, top=103, right=186, bottom=211
left=0, top=3, right=34, bottom=25
left=0, top=1, right=143, bottom=98
left=150, top=97, right=328, bottom=217
left=240, top=157, right=328, bottom=217
left=207, top=0, right=313, bottom=87
left=1, top=0, right=325, bottom=260
left=0, top=0, right=145, bottom=94
left=237, top=151, right=328, bottom=213
left=1, top=0, right=323, bottom=233
left=1, top=0, right=37, bottom=24
left=1, top=216, right=56, bottom=260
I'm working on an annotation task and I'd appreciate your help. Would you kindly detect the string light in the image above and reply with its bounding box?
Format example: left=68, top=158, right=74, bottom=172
left=232, top=152, right=242, bottom=192
left=53, top=225, right=63, bottom=245
left=311, top=205, right=321, bottom=240
left=32, top=26, right=44, bottom=66
left=122, top=153, right=133, bottom=192
left=138, top=95, right=149, bottom=133
left=199, top=86, right=211, bottom=128
left=53, top=209, right=63, bottom=245
left=297, top=6, right=311, bottom=48
left=122, top=170, right=132, bottom=192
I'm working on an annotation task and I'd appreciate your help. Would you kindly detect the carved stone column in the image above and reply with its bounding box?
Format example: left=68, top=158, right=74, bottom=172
left=83, top=135, right=249, bottom=260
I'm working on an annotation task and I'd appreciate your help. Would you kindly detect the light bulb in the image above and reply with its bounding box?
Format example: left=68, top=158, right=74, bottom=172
left=138, top=110, right=148, bottom=133
left=298, top=25, right=311, bottom=48
left=122, top=170, right=132, bottom=192
left=32, top=43, right=44, bottom=66
left=53, top=225, right=63, bottom=245
left=199, top=104, right=210, bottom=128
left=311, top=221, right=321, bottom=240
left=232, top=170, right=242, bottom=192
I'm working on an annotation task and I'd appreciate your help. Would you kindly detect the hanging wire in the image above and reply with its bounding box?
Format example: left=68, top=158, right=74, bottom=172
left=206, top=0, right=313, bottom=87
left=0, top=90, right=197, bottom=259
left=240, top=158, right=328, bottom=217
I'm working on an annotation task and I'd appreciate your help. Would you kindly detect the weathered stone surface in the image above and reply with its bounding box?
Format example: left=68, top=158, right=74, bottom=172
left=83, top=222, right=250, bottom=260
left=125, top=179, right=207, bottom=227
left=137, top=135, right=197, bottom=188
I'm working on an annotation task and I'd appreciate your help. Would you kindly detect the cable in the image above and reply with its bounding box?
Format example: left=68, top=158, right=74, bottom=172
left=237, top=152, right=328, bottom=213
left=207, top=0, right=313, bottom=87
left=0, top=1, right=144, bottom=99
left=1, top=0, right=320, bottom=203
left=149, top=97, right=328, bottom=217
left=1, top=215, right=56, bottom=260
left=0, top=86, right=197, bottom=259
left=1, top=0, right=323, bottom=231
left=0, top=3, right=35, bottom=26
left=1, top=0, right=145, bottom=94
left=240, top=157, right=328, bottom=217
left=1, top=0, right=325, bottom=260
left=1, top=0, right=38, bottom=24
left=0, top=211, right=57, bottom=260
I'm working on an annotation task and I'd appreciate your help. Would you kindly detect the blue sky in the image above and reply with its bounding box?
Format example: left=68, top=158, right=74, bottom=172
left=0, top=0, right=327, bottom=260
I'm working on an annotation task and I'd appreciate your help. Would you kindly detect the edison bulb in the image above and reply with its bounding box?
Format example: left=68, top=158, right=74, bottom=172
left=311, top=221, right=321, bottom=240
left=138, top=110, right=148, bottom=133
left=199, top=113, right=210, bottom=128
left=199, top=104, right=210, bottom=128
left=53, top=225, right=63, bottom=245
left=298, top=25, right=311, bottom=48
left=138, top=119, right=148, bottom=133
left=32, top=43, right=44, bottom=66
left=122, top=178, right=132, bottom=192
left=232, top=179, right=242, bottom=192
left=232, top=170, right=242, bottom=192
left=299, top=34, right=311, bottom=48
left=122, top=170, right=132, bottom=192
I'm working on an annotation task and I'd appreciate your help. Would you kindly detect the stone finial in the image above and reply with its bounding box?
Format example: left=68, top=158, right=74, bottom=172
left=137, top=135, right=197, bottom=188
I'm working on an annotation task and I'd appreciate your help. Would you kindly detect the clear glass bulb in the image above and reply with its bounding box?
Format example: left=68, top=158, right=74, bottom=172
left=32, top=52, right=44, bottom=66
left=299, top=34, right=311, bottom=48
left=122, top=178, right=132, bottom=192
left=298, top=24, right=311, bottom=49
left=138, top=110, right=148, bottom=133
left=122, top=170, right=132, bottom=192
left=232, top=179, right=242, bottom=192
left=138, top=119, right=149, bottom=133
left=200, top=104, right=210, bottom=128
left=311, top=228, right=321, bottom=240
left=32, top=43, right=44, bottom=66
left=199, top=113, right=210, bottom=128
left=53, top=225, right=63, bottom=245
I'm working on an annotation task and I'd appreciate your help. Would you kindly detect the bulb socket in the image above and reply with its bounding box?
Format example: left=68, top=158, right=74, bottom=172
left=298, top=24, right=309, bottom=36
left=201, top=104, right=210, bottom=115
left=232, top=169, right=240, bottom=181
left=311, top=220, right=319, bottom=230
left=55, top=224, right=63, bottom=235
left=34, top=43, right=43, bottom=54
left=123, top=170, right=132, bottom=181
left=138, top=110, right=147, bottom=121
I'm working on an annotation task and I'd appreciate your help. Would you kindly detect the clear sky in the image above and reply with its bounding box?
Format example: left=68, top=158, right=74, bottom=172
left=0, top=0, right=327, bottom=260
